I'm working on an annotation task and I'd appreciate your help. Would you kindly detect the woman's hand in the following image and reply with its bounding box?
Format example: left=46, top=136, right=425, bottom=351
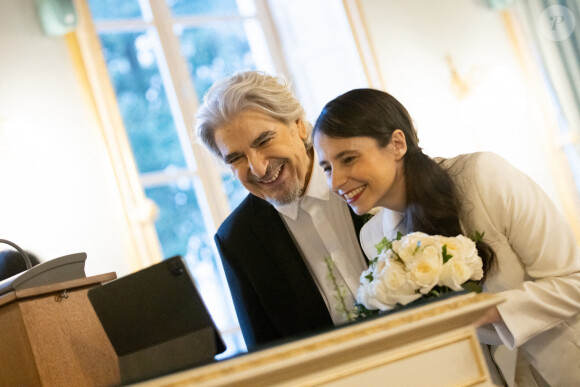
left=474, top=307, right=501, bottom=327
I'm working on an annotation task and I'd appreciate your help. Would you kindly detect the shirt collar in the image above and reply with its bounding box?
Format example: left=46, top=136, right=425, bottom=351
left=382, top=209, right=404, bottom=239
left=275, top=151, right=329, bottom=220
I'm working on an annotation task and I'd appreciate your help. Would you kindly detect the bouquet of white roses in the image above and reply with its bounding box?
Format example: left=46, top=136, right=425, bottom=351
left=356, top=231, right=484, bottom=313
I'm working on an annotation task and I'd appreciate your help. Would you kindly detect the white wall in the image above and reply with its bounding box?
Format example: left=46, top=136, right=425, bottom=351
left=268, top=0, right=368, bottom=121
left=358, top=0, right=564, bottom=210
left=0, top=0, right=135, bottom=277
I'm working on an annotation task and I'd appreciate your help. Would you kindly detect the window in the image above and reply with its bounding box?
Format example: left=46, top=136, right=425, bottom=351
left=85, top=0, right=282, bottom=356
left=81, top=0, right=369, bottom=357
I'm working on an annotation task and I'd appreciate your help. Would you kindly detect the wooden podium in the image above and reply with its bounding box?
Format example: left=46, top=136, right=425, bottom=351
left=0, top=273, right=120, bottom=386
left=136, top=292, right=504, bottom=387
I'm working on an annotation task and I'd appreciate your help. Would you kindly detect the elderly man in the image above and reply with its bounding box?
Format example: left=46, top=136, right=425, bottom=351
left=195, top=71, right=367, bottom=350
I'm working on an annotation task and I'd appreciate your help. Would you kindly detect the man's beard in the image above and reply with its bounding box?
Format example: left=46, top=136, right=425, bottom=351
left=264, top=179, right=304, bottom=206
left=249, top=159, right=305, bottom=206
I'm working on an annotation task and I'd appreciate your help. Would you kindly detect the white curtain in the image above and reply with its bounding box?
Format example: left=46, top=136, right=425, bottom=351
left=515, top=0, right=580, bottom=193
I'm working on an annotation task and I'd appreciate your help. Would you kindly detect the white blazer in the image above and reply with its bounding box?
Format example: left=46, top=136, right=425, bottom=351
left=360, top=152, right=580, bottom=387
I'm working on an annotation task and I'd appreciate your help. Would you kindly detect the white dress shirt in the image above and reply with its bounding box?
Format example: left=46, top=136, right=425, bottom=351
left=274, top=152, right=367, bottom=325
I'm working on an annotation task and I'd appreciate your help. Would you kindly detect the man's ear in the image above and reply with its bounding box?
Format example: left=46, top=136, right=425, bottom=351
left=295, top=118, right=308, bottom=140
left=391, top=129, right=408, bottom=160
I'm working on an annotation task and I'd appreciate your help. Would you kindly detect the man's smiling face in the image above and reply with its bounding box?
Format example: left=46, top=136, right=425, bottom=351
left=215, top=109, right=313, bottom=206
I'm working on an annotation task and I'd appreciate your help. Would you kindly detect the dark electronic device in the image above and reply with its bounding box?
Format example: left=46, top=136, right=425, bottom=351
left=88, top=256, right=226, bottom=385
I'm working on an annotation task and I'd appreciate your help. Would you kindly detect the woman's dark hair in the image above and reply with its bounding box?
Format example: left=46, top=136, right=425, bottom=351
left=313, top=88, right=495, bottom=281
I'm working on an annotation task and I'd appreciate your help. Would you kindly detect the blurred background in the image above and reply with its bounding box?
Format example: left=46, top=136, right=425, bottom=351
left=1, top=0, right=579, bottom=355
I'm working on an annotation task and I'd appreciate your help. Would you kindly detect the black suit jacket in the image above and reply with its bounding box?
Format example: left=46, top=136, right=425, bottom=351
left=215, top=193, right=365, bottom=351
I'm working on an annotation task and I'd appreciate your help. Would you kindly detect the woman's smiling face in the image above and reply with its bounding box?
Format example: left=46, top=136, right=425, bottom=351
left=314, top=130, right=407, bottom=215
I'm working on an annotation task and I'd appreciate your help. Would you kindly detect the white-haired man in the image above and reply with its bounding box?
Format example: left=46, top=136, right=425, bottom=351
left=196, top=71, right=367, bottom=350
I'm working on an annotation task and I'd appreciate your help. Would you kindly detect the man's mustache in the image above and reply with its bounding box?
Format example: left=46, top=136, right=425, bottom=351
left=248, top=159, right=286, bottom=183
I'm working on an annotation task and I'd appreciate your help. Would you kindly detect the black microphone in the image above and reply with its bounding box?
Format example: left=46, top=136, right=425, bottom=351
left=0, top=239, right=33, bottom=270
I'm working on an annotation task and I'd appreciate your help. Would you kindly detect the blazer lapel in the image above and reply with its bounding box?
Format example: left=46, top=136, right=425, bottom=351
left=349, top=207, right=365, bottom=242
left=349, top=207, right=368, bottom=264
left=247, top=195, right=332, bottom=331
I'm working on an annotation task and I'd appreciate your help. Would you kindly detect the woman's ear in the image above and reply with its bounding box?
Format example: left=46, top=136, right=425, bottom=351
left=391, top=129, right=408, bottom=160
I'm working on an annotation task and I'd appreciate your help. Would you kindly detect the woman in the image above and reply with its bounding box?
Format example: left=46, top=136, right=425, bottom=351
left=313, top=88, right=580, bottom=387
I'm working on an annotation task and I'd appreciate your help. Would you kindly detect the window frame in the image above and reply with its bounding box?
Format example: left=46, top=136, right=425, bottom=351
left=72, top=0, right=377, bottom=346
left=72, top=0, right=294, bottom=343
left=78, top=0, right=293, bottom=239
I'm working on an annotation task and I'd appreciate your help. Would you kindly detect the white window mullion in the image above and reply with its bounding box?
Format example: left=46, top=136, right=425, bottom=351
left=140, top=168, right=198, bottom=187
left=172, top=13, right=251, bottom=26
left=143, top=0, right=197, bottom=170
left=141, top=0, right=244, bottom=336
left=74, top=0, right=164, bottom=269
left=93, top=18, right=151, bottom=32
left=144, top=0, right=232, bottom=232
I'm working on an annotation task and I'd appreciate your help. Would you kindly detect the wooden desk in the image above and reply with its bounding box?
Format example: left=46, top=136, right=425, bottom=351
left=135, top=292, right=504, bottom=387
left=0, top=273, right=120, bottom=387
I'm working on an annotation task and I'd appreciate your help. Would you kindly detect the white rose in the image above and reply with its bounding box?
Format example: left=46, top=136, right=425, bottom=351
left=357, top=264, right=388, bottom=310
left=443, top=235, right=476, bottom=258
left=407, top=242, right=443, bottom=294
left=357, top=274, right=399, bottom=311
left=392, top=232, right=430, bottom=264
left=359, top=266, right=375, bottom=286
left=357, top=251, right=392, bottom=307
left=380, top=260, right=418, bottom=293
left=378, top=260, right=421, bottom=306
left=374, top=279, right=421, bottom=310
left=356, top=276, right=377, bottom=309
left=443, top=235, right=484, bottom=281
left=357, top=259, right=421, bottom=310
left=357, top=280, right=391, bottom=310
left=375, top=248, right=394, bottom=265
left=440, top=257, right=472, bottom=291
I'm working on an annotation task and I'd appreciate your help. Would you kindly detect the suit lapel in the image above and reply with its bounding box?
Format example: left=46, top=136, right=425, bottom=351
left=247, top=195, right=332, bottom=330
